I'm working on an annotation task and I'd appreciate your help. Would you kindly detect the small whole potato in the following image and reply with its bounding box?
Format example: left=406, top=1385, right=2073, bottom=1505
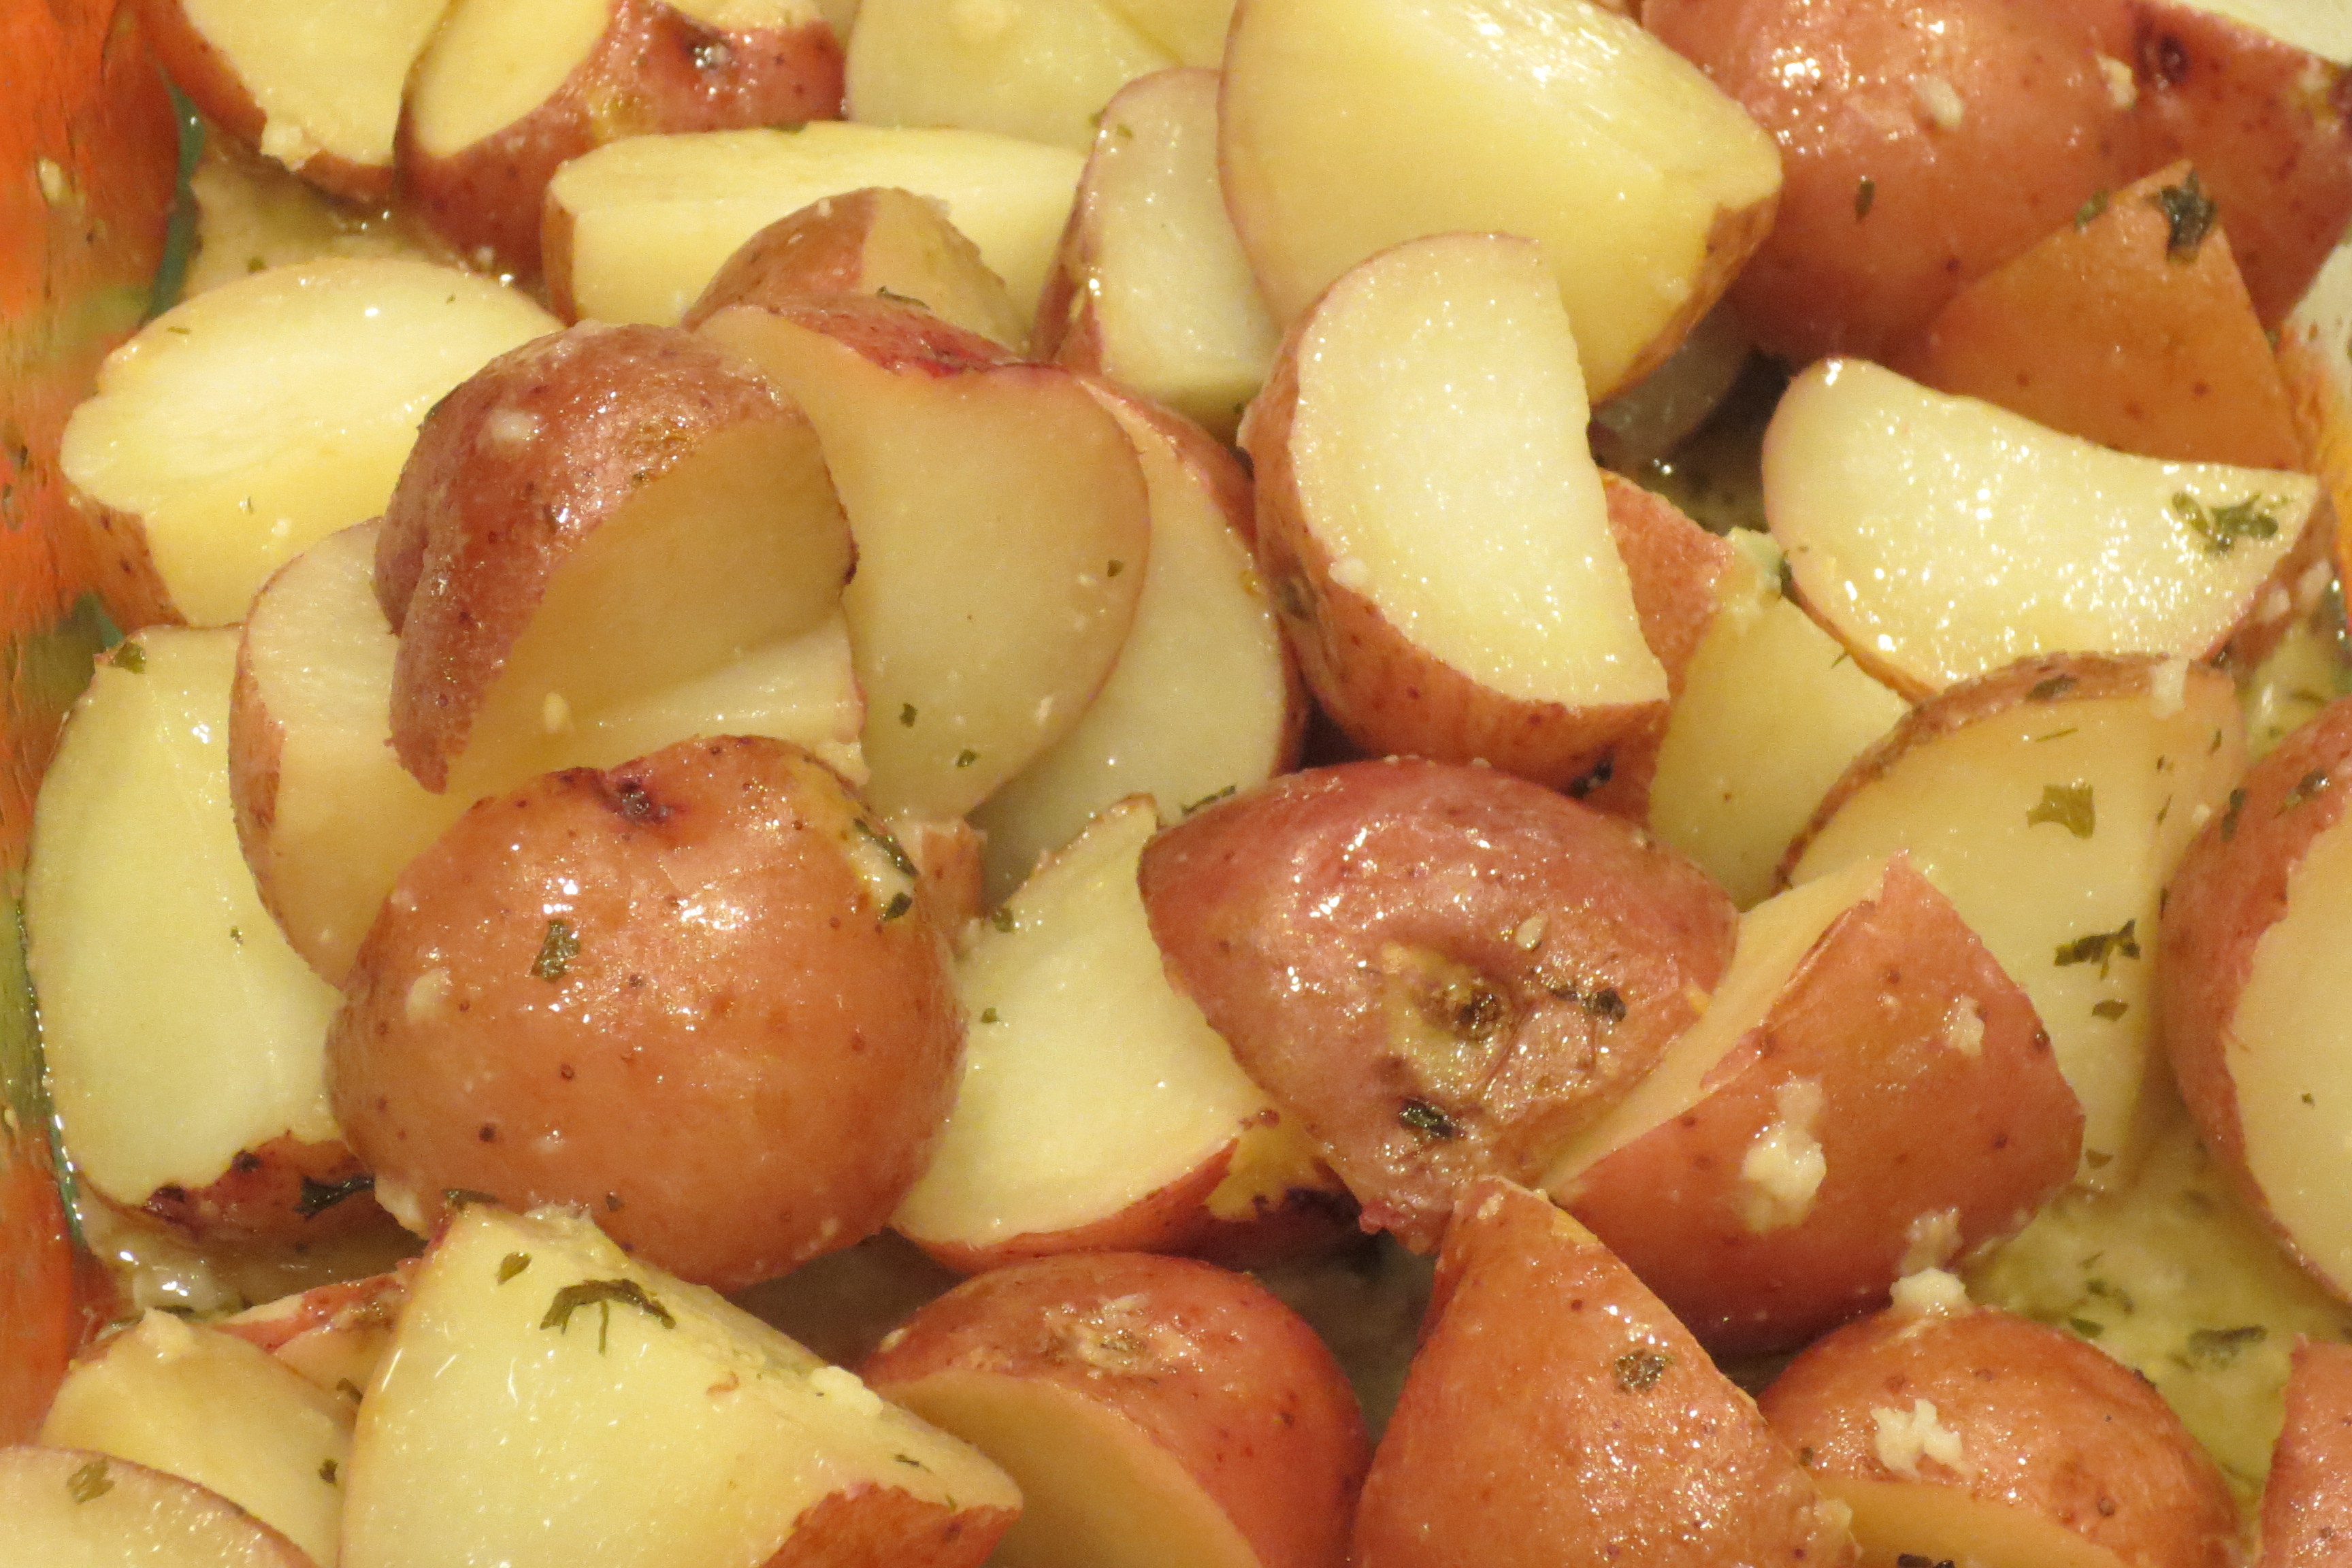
left=328, top=735, right=961, bottom=1290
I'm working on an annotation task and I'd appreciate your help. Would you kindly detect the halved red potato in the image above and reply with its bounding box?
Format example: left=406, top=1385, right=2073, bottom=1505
left=1245, top=233, right=1691, bottom=802
left=1647, top=0, right=2145, bottom=364
left=0, top=1446, right=313, bottom=1567
left=2258, top=1338, right=2352, bottom=1565
left=679, top=185, right=1026, bottom=348
left=894, top=799, right=1345, bottom=1273
left=1220, top=0, right=1779, bottom=402
left=38, top=1310, right=353, bottom=1567
left=221, top=1271, right=407, bottom=1400
left=2124, top=0, right=2352, bottom=329
left=1761, top=1302, right=2239, bottom=1568
left=1783, top=652, right=2246, bottom=1188
left=1767, top=358, right=2322, bottom=700
left=56, top=259, right=559, bottom=627
left=845, top=0, right=1173, bottom=152
left=696, top=297, right=1149, bottom=818
left=345, top=1204, right=1017, bottom=1568
left=2279, top=240, right=2352, bottom=561
left=377, top=322, right=855, bottom=796
left=972, top=384, right=1301, bottom=902
left=1354, top=1179, right=1852, bottom=1568
left=1887, top=160, right=2304, bottom=471
left=544, top=123, right=1083, bottom=329
left=861, top=1251, right=1368, bottom=1568
left=1541, top=853, right=2077, bottom=1356
left=1140, top=758, right=1737, bottom=1250
left=23, top=629, right=361, bottom=1242
left=2159, top=695, right=2352, bottom=1301
left=329, top=736, right=961, bottom=1290
left=1033, top=68, right=1279, bottom=440
left=136, top=0, right=454, bottom=202
left=402, top=0, right=843, bottom=279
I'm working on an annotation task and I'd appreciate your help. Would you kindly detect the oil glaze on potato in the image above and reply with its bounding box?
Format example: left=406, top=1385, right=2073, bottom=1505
left=329, top=736, right=960, bottom=1290
left=1139, top=759, right=1737, bottom=1250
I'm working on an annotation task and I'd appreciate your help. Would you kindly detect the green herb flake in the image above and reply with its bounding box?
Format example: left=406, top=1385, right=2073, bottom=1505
left=2282, top=770, right=2331, bottom=813
left=2027, top=783, right=2096, bottom=838
left=532, top=919, right=581, bottom=981
left=67, top=1457, right=112, bottom=1503
left=1855, top=176, right=1876, bottom=219
left=899, top=702, right=918, bottom=728
left=2033, top=728, right=2078, bottom=743
left=2305, top=1092, right=2318, bottom=1107
left=979, top=1007, right=1000, bottom=1024
left=2221, top=787, right=2249, bottom=841
left=853, top=817, right=919, bottom=881
left=109, top=641, right=146, bottom=674
left=2074, top=189, right=2110, bottom=229
left=1583, top=986, right=1628, bottom=1024
left=1182, top=784, right=1238, bottom=815
left=2092, top=1000, right=2130, bottom=1021
left=542, top=1278, right=676, bottom=1354
left=1398, top=1098, right=1457, bottom=1140
left=497, top=1252, right=532, bottom=1284
left=2185, top=1324, right=2267, bottom=1366
left=881, top=891, right=915, bottom=922
left=295, top=1171, right=375, bottom=1218
left=2053, top=919, right=2140, bottom=978
left=1613, top=1348, right=1673, bottom=1392
left=990, top=907, right=1016, bottom=934
left=2170, top=491, right=2279, bottom=556
left=2068, top=1316, right=2106, bottom=1339
left=874, top=286, right=928, bottom=309
left=444, top=1188, right=499, bottom=1211
left=955, top=749, right=978, bottom=768
left=320, top=1458, right=340, bottom=1484
left=2149, top=170, right=2219, bottom=261
left=1107, top=559, right=1125, bottom=577
left=2028, top=674, right=2077, bottom=702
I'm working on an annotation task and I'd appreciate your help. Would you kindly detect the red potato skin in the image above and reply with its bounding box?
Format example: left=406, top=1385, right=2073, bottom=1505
left=2260, top=1339, right=2352, bottom=1568
left=2160, top=695, right=2352, bottom=1278
left=1354, top=1179, right=1853, bottom=1568
left=135, top=1132, right=396, bottom=1246
left=401, top=0, right=843, bottom=281
left=2124, top=0, right=2352, bottom=330
left=378, top=321, right=811, bottom=791
left=329, top=736, right=962, bottom=1292
left=1761, top=1306, right=2239, bottom=1568
left=218, top=1269, right=407, bottom=1356
left=860, top=1252, right=1370, bottom=1568
left=1645, top=0, right=2146, bottom=364
left=1566, top=856, right=2079, bottom=1358
left=765, top=1484, right=1014, bottom=1568
left=1139, top=758, right=1738, bottom=1251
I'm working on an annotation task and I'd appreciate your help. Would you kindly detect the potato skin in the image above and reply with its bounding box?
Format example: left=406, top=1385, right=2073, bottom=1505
left=2259, top=1339, right=2352, bottom=1568
left=138, top=1132, right=395, bottom=1247
left=1646, top=0, right=2144, bottom=363
left=1566, top=857, right=2079, bottom=1357
left=1354, top=1179, right=1852, bottom=1568
left=1761, top=1305, right=2238, bottom=1568
left=861, top=1251, right=1370, bottom=1568
left=328, top=735, right=961, bottom=1290
left=1139, top=759, right=1737, bottom=1250
left=378, top=323, right=808, bottom=789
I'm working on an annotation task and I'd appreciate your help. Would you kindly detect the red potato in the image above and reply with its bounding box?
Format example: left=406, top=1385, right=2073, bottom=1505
left=1761, top=1303, right=2239, bottom=1568
left=220, top=1271, right=407, bottom=1401
left=2123, top=0, right=2352, bottom=329
left=2259, top=1339, right=2352, bottom=1567
left=1548, top=853, right=2080, bottom=1357
left=1646, top=0, right=2146, bottom=363
left=135, top=1134, right=390, bottom=1248
left=328, top=735, right=961, bottom=1290
left=679, top=185, right=1027, bottom=348
left=1887, top=159, right=2304, bottom=472
left=0, top=1446, right=314, bottom=1567
left=860, top=1251, right=1369, bottom=1568
left=1139, top=757, right=1738, bottom=1250
left=1354, top=1179, right=1853, bottom=1568
left=399, top=0, right=843, bottom=280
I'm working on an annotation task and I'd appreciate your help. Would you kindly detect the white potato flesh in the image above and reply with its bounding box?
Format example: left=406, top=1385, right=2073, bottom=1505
left=1788, top=676, right=2245, bottom=1188
left=549, top=126, right=1083, bottom=328
left=37, top=1312, right=352, bottom=1567
left=972, top=392, right=1288, bottom=902
left=58, top=259, right=559, bottom=625
left=895, top=799, right=1279, bottom=1250
left=0, top=1448, right=310, bottom=1568
left=846, top=0, right=1173, bottom=153
left=2173, top=0, right=2352, bottom=60
left=1287, top=232, right=1665, bottom=708
left=342, top=1206, right=1017, bottom=1568
left=181, top=0, right=455, bottom=172
left=26, top=628, right=340, bottom=1207
left=1650, top=542, right=1910, bottom=908
left=403, top=0, right=612, bottom=155
left=1767, top=359, right=2318, bottom=696
left=1219, top=0, right=1780, bottom=397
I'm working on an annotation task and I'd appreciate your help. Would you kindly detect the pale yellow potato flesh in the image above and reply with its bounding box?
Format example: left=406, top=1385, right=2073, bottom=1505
left=403, top=0, right=612, bottom=156
left=58, top=259, right=559, bottom=625
left=1286, top=232, right=1665, bottom=709
left=1767, top=359, right=2319, bottom=696
left=895, top=800, right=1277, bottom=1250
left=342, top=1207, right=1017, bottom=1568
left=1649, top=541, right=1910, bottom=908
left=25, top=629, right=340, bottom=1208
left=1788, top=679, right=2244, bottom=1188
left=38, top=1312, right=352, bottom=1568
left=1098, top=0, right=1230, bottom=65
left=549, top=126, right=1083, bottom=328
left=0, top=1448, right=311, bottom=1568
left=184, top=150, right=433, bottom=297
left=182, top=0, right=455, bottom=171
left=1820, top=1476, right=2133, bottom=1568
left=1218, top=0, right=1780, bottom=398
left=846, top=0, right=1174, bottom=153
